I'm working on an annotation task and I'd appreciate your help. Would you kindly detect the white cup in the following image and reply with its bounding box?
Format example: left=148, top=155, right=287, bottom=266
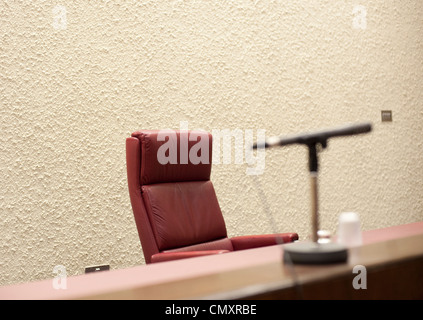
left=337, top=212, right=362, bottom=247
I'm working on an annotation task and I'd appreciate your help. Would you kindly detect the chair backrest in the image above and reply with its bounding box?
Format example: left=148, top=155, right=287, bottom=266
left=126, top=130, right=231, bottom=263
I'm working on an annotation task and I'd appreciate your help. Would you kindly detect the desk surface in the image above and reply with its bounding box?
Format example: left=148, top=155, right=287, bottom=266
left=1, top=222, right=423, bottom=300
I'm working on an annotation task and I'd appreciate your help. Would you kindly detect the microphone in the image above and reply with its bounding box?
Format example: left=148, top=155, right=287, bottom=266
left=253, top=122, right=372, bottom=149
left=253, top=121, right=373, bottom=263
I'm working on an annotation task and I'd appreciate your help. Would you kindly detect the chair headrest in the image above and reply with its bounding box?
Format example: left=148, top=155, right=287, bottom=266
left=131, top=130, right=212, bottom=185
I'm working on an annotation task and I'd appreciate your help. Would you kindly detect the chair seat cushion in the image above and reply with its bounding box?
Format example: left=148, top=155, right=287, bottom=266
left=162, top=237, right=234, bottom=253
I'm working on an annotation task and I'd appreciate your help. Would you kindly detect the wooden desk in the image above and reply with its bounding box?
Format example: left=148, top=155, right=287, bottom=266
left=1, top=222, right=422, bottom=300
left=88, top=232, right=423, bottom=300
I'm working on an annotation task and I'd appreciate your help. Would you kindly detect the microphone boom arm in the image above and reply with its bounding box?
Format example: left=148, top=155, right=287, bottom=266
left=253, top=122, right=372, bottom=153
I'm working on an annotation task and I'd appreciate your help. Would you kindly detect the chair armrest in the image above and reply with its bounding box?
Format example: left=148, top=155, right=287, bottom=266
left=230, top=233, right=299, bottom=251
left=151, top=250, right=230, bottom=263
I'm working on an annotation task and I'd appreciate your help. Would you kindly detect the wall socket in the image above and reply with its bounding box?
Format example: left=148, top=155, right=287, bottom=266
left=85, top=264, right=110, bottom=274
left=381, top=110, right=392, bottom=122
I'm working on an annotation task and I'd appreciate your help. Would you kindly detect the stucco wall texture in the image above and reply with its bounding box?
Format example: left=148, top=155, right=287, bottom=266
left=1, top=1, right=422, bottom=286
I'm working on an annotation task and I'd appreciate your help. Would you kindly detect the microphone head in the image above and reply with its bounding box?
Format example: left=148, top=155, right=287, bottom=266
left=252, top=141, right=266, bottom=149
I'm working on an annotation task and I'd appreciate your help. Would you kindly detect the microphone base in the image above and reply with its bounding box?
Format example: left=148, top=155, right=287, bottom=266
left=283, top=242, right=348, bottom=265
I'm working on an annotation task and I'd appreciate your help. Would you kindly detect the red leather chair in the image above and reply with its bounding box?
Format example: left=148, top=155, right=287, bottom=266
left=126, top=129, right=298, bottom=263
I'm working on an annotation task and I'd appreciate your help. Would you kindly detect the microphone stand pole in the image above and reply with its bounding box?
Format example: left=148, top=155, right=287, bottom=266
left=283, top=139, right=348, bottom=264
left=309, top=143, right=319, bottom=243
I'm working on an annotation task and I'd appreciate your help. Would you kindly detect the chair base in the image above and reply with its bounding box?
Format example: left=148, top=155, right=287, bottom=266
left=283, top=241, right=348, bottom=265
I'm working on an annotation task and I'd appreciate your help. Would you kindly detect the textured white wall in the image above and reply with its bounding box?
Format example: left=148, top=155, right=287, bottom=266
left=1, top=1, right=422, bottom=286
